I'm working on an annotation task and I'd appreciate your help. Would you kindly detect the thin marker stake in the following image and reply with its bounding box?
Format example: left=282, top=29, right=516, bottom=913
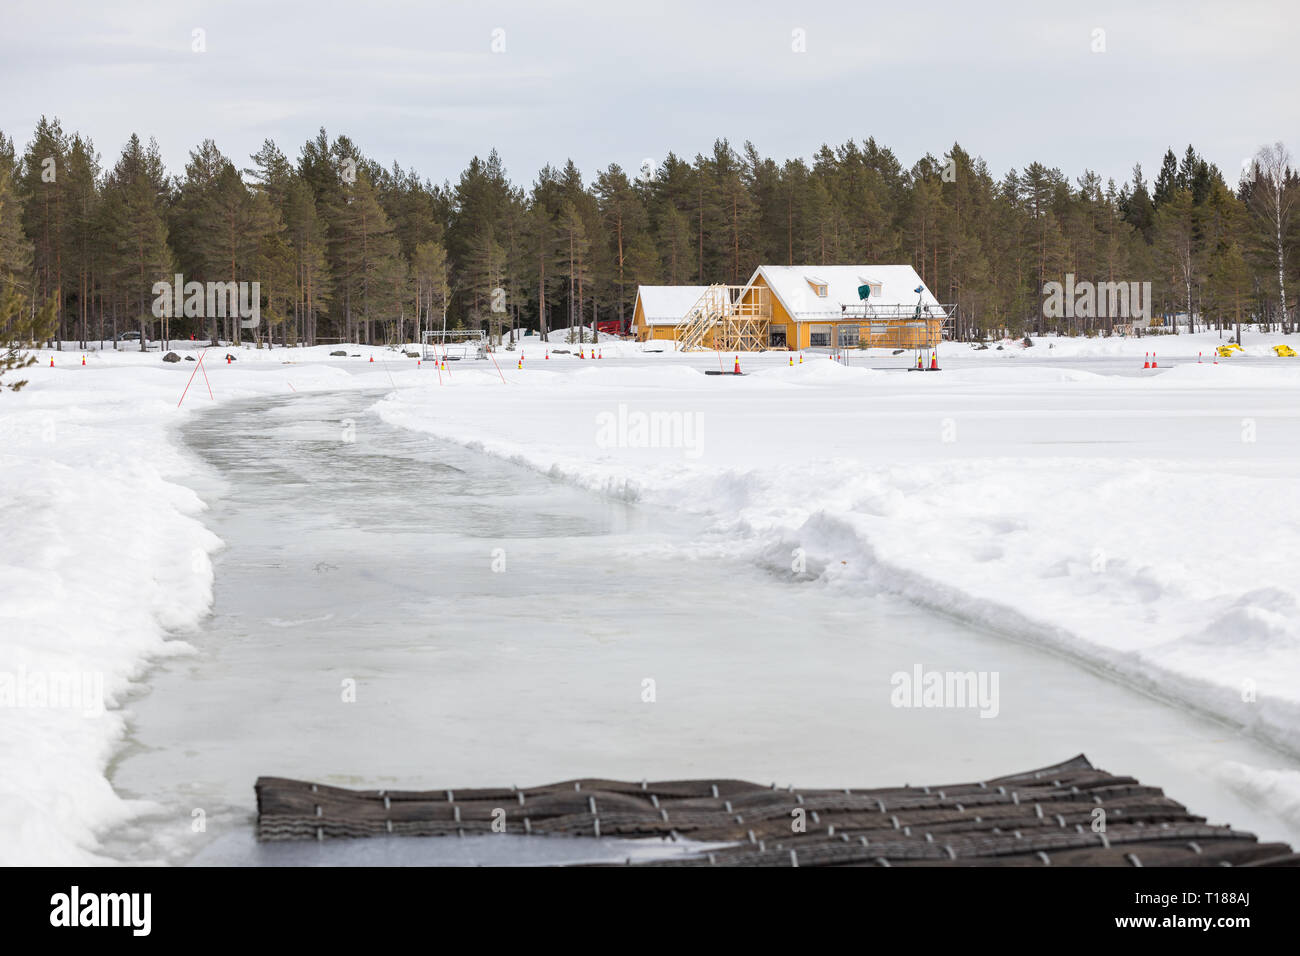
left=177, top=347, right=212, bottom=408
left=487, top=346, right=507, bottom=383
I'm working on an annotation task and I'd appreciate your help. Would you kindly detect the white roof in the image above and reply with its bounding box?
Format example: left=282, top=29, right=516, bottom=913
left=636, top=286, right=710, bottom=326
left=746, top=265, right=944, bottom=320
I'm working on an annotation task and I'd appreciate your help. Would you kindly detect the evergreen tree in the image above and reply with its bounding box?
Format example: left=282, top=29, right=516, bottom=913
left=102, top=134, right=172, bottom=350
left=1, top=277, right=57, bottom=392
left=19, top=116, right=69, bottom=344
left=0, top=131, right=32, bottom=282
left=1153, top=149, right=1180, bottom=207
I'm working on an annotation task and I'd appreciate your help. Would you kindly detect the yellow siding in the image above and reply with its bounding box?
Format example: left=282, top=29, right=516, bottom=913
left=633, top=297, right=648, bottom=341
left=741, top=274, right=940, bottom=351
left=740, top=275, right=798, bottom=349
left=634, top=296, right=685, bottom=343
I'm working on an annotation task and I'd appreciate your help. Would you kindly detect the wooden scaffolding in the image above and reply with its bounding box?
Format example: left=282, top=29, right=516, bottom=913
left=677, top=285, right=770, bottom=352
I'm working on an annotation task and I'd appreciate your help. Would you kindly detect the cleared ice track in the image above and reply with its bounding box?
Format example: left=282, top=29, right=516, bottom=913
left=103, top=390, right=1300, bottom=864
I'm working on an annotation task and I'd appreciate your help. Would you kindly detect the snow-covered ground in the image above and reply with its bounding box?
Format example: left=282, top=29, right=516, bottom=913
left=2, top=330, right=1299, bottom=864
left=0, top=344, right=424, bottom=864
left=380, top=333, right=1300, bottom=799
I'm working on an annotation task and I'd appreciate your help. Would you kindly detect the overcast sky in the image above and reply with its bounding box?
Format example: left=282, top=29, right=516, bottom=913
left=2, top=0, right=1296, bottom=190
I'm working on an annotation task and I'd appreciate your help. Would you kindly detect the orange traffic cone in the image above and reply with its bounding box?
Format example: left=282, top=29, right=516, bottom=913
left=544, top=350, right=549, bottom=360
left=1151, top=353, right=1158, bottom=368
left=930, top=351, right=938, bottom=370
left=1143, top=352, right=1150, bottom=369
left=598, top=350, right=602, bottom=359
left=734, top=355, right=740, bottom=374
left=49, top=356, right=54, bottom=367
left=788, top=355, right=793, bottom=366
left=81, top=354, right=86, bottom=366
left=516, top=359, right=522, bottom=370
left=369, top=355, right=374, bottom=363
left=798, top=353, right=803, bottom=364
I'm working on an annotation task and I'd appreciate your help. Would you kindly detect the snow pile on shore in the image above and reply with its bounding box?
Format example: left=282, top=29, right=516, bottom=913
left=0, top=352, right=414, bottom=865
left=375, top=358, right=1300, bottom=757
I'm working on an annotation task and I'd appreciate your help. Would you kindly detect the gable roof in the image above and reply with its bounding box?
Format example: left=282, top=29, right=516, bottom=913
left=635, top=285, right=710, bottom=326
left=746, top=265, right=944, bottom=320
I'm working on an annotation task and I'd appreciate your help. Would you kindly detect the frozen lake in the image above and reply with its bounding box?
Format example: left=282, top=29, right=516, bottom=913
left=103, top=389, right=1300, bottom=864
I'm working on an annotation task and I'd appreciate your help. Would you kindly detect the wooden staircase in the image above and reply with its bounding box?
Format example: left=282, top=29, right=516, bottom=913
left=676, top=285, right=770, bottom=352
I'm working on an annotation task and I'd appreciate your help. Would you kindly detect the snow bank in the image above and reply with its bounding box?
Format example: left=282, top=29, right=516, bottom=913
left=373, top=357, right=1300, bottom=762
left=0, top=347, right=425, bottom=865
left=947, top=330, right=1300, bottom=361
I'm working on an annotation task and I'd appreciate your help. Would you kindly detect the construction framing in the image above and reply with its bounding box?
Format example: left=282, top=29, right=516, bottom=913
left=676, top=285, right=771, bottom=352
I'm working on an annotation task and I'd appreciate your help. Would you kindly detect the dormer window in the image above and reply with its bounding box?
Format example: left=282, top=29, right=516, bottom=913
left=806, top=277, right=828, bottom=297
left=859, top=278, right=882, bottom=299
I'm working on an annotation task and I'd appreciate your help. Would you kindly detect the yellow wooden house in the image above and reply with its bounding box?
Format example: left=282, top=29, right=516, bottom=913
left=635, top=266, right=951, bottom=351
left=632, top=286, right=710, bottom=343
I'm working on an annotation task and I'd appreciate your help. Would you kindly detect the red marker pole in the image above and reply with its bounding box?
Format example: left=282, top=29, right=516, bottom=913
left=487, top=346, right=507, bottom=383
left=197, top=348, right=213, bottom=399
left=178, top=348, right=212, bottom=407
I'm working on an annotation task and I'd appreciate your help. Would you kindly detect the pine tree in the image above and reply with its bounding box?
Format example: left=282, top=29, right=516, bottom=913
left=20, top=117, right=69, bottom=345
left=1208, top=241, right=1252, bottom=343
left=1154, top=188, right=1198, bottom=332
left=0, top=131, right=32, bottom=282
left=102, top=135, right=172, bottom=350
left=1121, top=164, right=1156, bottom=242
left=411, top=240, right=450, bottom=343
left=558, top=200, right=590, bottom=342
left=1, top=276, right=57, bottom=392
left=1153, top=149, right=1180, bottom=207
left=280, top=177, right=332, bottom=346
left=594, top=164, right=653, bottom=331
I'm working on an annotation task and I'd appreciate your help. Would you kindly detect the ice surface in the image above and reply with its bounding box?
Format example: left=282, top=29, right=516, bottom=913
left=102, top=391, right=1300, bottom=865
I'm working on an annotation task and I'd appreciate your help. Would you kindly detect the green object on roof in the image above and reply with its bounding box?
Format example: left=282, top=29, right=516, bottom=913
left=857, top=284, right=871, bottom=301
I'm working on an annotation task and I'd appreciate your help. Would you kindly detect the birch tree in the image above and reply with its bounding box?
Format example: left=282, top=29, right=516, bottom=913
left=1246, top=143, right=1296, bottom=332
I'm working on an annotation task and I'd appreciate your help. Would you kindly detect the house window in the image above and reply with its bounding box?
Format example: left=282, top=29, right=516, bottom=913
left=838, top=325, right=860, bottom=347
left=859, top=279, right=882, bottom=299
left=806, top=277, right=829, bottom=297
left=769, top=325, right=787, bottom=348
left=809, top=324, right=831, bottom=347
